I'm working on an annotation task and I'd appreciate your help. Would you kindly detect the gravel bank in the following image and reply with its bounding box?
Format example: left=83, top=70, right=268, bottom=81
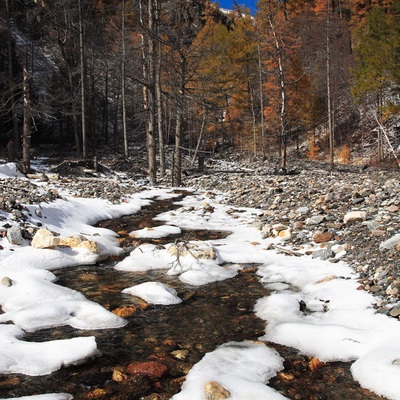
left=182, top=156, right=400, bottom=317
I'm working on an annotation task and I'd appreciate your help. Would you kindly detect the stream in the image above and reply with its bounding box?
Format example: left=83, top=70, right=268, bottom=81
left=0, top=194, right=385, bottom=400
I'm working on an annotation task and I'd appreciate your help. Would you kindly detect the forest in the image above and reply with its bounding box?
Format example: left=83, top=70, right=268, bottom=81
left=1, top=0, right=400, bottom=185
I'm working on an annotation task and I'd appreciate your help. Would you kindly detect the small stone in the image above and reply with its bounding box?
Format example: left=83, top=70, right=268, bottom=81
left=312, top=248, right=333, bottom=261
left=204, top=381, right=231, bottom=400
left=278, top=229, right=291, bottom=240
left=112, top=306, right=138, bottom=318
left=306, top=215, right=325, bottom=226
left=344, top=211, right=367, bottom=224
left=296, top=206, right=309, bottom=215
left=171, top=349, right=189, bottom=360
left=272, top=223, right=287, bottom=232
left=1, top=276, right=12, bottom=287
left=370, top=285, right=381, bottom=293
left=371, top=229, right=386, bottom=237
left=126, top=361, right=168, bottom=379
left=313, top=231, right=333, bottom=243
left=389, top=307, right=400, bottom=318
left=112, top=368, right=129, bottom=382
left=387, top=205, right=399, bottom=213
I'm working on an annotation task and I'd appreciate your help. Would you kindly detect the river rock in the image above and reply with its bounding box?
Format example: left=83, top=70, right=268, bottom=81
left=126, top=361, right=169, bottom=379
left=204, top=381, right=231, bottom=400
left=58, top=235, right=100, bottom=253
left=6, top=225, right=23, bottom=245
left=344, top=211, right=367, bottom=224
left=31, top=228, right=59, bottom=248
left=389, top=307, right=400, bottom=318
left=313, top=231, right=333, bottom=243
left=168, top=241, right=217, bottom=259
left=379, top=234, right=400, bottom=251
left=306, top=215, right=325, bottom=226
left=278, top=228, right=291, bottom=240
left=1, top=276, right=12, bottom=287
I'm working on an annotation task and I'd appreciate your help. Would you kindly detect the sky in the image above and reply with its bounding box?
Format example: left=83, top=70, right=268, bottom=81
left=0, top=161, right=400, bottom=400
left=214, top=0, right=258, bottom=14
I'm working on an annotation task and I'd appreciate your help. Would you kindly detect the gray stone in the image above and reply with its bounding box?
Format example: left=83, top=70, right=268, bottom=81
left=306, top=215, right=325, bottom=226
left=296, top=206, right=309, bottom=215
left=379, top=234, right=400, bottom=252
left=6, top=225, right=23, bottom=245
left=312, top=248, right=333, bottom=261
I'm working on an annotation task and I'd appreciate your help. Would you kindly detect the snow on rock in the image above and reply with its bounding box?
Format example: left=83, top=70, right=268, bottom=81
left=0, top=394, right=73, bottom=400
left=254, top=252, right=400, bottom=400
left=115, top=241, right=237, bottom=286
left=115, top=243, right=176, bottom=272
left=0, top=162, right=24, bottom=178
left=171, top=341, right=287, bottom=400
left=0, top=324, right=98, bottom=376
left=129, top=224, right=181, bottom=238
left=122, top=282, right=182, bottom=305
left=0, top=270, right=85, bottom=313
left=0, top=299, right=126, bottom=331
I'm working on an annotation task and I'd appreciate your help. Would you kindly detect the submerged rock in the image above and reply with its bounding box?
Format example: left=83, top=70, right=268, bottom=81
left=127, top=361, right=169, bottom=379
left=204, top=381, right=231, bottom=400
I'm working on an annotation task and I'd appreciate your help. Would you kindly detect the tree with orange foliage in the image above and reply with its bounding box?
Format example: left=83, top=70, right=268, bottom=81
left=257, top=0, right=314, bottom=169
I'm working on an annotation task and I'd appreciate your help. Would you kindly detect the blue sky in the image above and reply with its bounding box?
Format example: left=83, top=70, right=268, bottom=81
left=215, top=0, right=257, bottom=14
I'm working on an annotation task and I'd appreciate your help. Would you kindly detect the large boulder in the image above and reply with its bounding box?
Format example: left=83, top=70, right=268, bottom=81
left=31, top=228, right=59, bottom=248
left=31, top=229, right=100, bottom=253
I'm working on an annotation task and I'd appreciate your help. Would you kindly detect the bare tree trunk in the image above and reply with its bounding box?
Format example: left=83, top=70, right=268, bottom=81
left=190, top=105, right=207, bottom=168
left=249, top=79, right=257, bottom=157
left=155, top=0, right=165, bottom=177
left=139, top=0, right=157, bottom=185
left=258, top=44, right=265, bottom=158
left=377, top=93, right=384, bottom=161
left=22, top=68, right=31, bottom=174
left=172, top=51, right=187, bottom=187
left=6, top=0, right=19, bottom=152
left=173, top=105, right=182, bottom=186
left=121, top=0, right=129, bottom=158
left=326, top=0, right=334, bottom=170
left=78, top=0, right=87, bottom=158
left=103, top=61, right=109, bottom=144
left=269, top=17, right=287, bottom=169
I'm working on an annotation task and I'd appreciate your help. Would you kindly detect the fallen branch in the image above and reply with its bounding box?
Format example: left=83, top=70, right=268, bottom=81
left=271, top=244, right=303, bottom=257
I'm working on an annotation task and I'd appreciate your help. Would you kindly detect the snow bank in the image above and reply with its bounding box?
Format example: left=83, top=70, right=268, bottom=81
left=0, top=162, right=24, bottom=178
left=254, top=254, right=400, bottom=400
left=171, top=341, right=287, bottom=400
left=0, top=324, right=98, bottom=376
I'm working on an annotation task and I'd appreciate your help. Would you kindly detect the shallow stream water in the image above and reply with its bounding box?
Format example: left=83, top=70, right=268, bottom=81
left=0, top=194, right=385, bottom=400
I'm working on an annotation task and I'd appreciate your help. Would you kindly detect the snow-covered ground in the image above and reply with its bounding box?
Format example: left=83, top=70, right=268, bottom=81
left=0, top=162, right=400, bottom=400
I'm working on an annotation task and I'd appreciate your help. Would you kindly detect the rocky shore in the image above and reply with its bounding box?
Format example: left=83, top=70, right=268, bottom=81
left=182, top=156, right=400, bottom=318
left=1, top=155, right=400, bottom=319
